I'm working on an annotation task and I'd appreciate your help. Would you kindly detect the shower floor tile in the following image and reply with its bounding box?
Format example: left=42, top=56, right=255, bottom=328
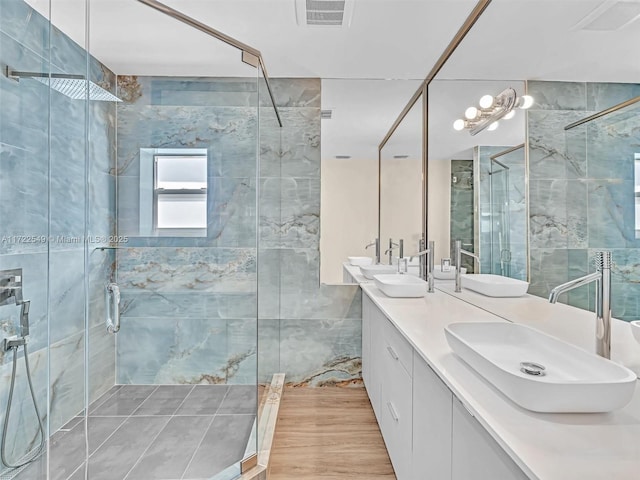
left=14, top=385, right=256, bottom=480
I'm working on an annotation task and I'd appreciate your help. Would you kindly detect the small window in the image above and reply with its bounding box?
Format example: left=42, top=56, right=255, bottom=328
left=138, top=148, right=208, bottom=237
left=154, top=155, right=207, bottom=230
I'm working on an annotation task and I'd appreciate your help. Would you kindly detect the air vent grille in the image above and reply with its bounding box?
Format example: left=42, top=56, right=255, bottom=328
left=307, top=0, right=345, bottom=25
left=321, top=109, right=333, bottom=119
left=296, top=0, right=354, bottom=27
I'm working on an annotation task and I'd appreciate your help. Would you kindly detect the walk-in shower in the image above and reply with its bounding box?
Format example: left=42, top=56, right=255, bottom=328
left=0, top=0, right=281, bottom=478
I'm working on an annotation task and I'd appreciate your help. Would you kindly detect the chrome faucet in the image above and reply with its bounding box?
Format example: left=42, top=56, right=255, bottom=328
left=1, top=268, right=30, bottom=347
left=365, top=238, right=381, bottom=264
left=384, top=238, right=402, bottom=265
left=454, top=240, right=479, bottom=292
left=549, top=251, right=612, bottom=359
left=410, top=240, right=435, bottom=293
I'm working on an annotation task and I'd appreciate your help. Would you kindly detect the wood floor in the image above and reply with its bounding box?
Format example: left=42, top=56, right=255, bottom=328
left=268, top=386, right=396, bottom=479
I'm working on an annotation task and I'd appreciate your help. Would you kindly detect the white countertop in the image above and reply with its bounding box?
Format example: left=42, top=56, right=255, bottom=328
left=360, top=282, right=640, bottom=480
left=342, top=262, right=370, bottom=284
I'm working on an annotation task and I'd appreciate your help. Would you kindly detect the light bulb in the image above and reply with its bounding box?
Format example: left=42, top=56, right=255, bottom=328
left=479, top=95, right=494, bottom=109
left=465, top=107, right=479, bottom=120
left=519, top=95, right=534, bottom=109
left=487, top=121, right=499, bottom=131
left=503, top=110, right=516, bottom=120
left=453, top=119, right=465, bottom=131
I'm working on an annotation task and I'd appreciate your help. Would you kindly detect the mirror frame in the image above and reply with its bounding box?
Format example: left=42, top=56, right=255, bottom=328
left=377, top=0, right=493, bottom=264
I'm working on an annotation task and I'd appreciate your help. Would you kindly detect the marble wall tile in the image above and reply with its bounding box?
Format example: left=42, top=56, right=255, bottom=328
left=89, top=323, right=115, bottom=404
left=528, top=110, right=590, bottom=180
left=117, top=314, right=259, bottom=385
left=260, top=178, right=320, bottom=248
left=49, top=250, right=85, bottom=344
left=529, top=179, right=588, bottom=249
left=279, top=108, right=321, bottom=178
left=120, top=77, right=259, bottom=108
left=257, top=318, right=279, bottom=384
left=0, top=0, right=50, bottom=59
left=527, top=81, right=587, bottom=111
left=207, top=177, right=257, bottom=248
left=88, top=248, right=115, bottom=328
left=257, top=249, right=281, bottom=319
left=116, top=247, right=256, bottom=293
left=279, top=318, right=361, bottom=386
left=587, top=179, right=638, bottom=248
left=528, top=80, right=640, bottom=319
left=265, top=78, right=321, bottom=108
left=586, top=83, right=640, bottom=111
left=49, top=331, right=85, bottom=433
left=585, top=115, right=639, bottom=180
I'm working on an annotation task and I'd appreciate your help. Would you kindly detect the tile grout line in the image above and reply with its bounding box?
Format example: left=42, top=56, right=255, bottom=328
left=119, top=385, right=197, bottom=480
left=179, top=385, right=232, bottom=480
left=128, top=385, right=161, bottom=416
left=178, top=415, right=217, bottom=480
left=64, top=385, right=160, bottom=480
left=169, top=384, right=197, bottom=416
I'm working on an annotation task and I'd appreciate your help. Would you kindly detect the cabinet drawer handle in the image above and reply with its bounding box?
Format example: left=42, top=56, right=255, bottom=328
left=387, top=401, right=399, bottom=422
left=386, top=346, right=399, bottom=360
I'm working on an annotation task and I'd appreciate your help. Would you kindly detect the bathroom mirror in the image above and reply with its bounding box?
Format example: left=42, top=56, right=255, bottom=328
left=320, top=78, right=422, bottom=284
left=426, top=79, right=527, bottom=278
left=428, top=0, right=640, bottom=321
left=379, top=91, right=424, bottom=266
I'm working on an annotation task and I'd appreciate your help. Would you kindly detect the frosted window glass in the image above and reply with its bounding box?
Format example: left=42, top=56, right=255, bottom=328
left=157, top=194, right=207, bottom=229
left=156, top=155, right=207, bottom=190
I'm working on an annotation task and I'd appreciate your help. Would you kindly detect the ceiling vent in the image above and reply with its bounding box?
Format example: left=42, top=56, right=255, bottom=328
left=573, top=1, right=640, bottom=31
left=320, top=109, right=333, bottom=119
left=295, top=0, right=355, bottom=27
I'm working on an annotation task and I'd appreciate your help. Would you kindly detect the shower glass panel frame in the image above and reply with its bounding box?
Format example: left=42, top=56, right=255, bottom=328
left=489, top=158, right=511, bottom=278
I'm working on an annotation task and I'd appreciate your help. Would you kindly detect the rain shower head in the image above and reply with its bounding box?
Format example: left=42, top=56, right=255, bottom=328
left=5, top=66, right=121, bottom=102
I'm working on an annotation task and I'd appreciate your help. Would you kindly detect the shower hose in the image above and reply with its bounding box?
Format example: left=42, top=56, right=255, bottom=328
left=1, top=343, right=45, bottom=469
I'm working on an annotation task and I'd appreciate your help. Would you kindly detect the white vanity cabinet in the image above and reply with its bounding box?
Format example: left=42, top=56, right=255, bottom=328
left=412, top=353, right=453, bottom=480
left=362, top=292, right=529, bottom=480
left=452, top=398, right=529, bottom=480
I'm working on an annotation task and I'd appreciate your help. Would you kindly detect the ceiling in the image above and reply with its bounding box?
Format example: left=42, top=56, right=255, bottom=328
left=26, top=0, right=640, bottom=161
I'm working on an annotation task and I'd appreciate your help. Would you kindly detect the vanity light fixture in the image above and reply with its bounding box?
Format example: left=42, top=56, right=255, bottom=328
left=453, top=88, right=533, bottom=135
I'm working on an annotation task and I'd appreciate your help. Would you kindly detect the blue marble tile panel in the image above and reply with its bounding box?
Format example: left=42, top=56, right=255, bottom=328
left=528, top=110, right=590, bottom=180
left=527, top=81, right=587, bottom=111
left=587, top=179, right=639, bottom=248
left=257, top=318, right=279, bottom=384
left=115, top=247, right=256, bottom=294
left=49, top=331, right=85, bottom=432
left=279, top=318, right=361, bottom=386
left=264, top=78, right=321, bottom=108
left=0, top=0, right=50, bottom=60
left=116, top=317, right=229, bottom=385
left=585, top=114, right=639, bottom=180
left=529, top=179, right=587, bottom=249
left=49, top=249, right=85, bottom=343
left=586, top=83, right=640, bottom=111
left=279, top=108, right=321, bottom=178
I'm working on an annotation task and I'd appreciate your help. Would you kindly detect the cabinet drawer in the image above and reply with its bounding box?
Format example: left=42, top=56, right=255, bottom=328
left=381, top=363, right=413, bottom=480
left=382, top=316, right=413, bottom=377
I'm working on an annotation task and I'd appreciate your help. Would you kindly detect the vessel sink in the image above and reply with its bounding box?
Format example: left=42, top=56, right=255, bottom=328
left=373, top=274, right=428, bottom=298
left=360, top=264, right=396, bottom=279
left=461, top=274, right=529, bottom=297
left=348, top=256, right=373, bottom=266
left=631, top=320, right=640, bottom=344
left=445, top=322, right=637, bottom=413
left=433, top=265, right=466, bottom=280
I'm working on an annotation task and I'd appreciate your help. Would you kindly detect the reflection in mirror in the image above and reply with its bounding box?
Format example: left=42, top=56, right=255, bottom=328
left=427, top=79, right=526, bottom=274
left=320, top=79, right=421, bottom=284
left=379, top=94, right=423, bottom=268
left=429, top=0, right=640, bottom=321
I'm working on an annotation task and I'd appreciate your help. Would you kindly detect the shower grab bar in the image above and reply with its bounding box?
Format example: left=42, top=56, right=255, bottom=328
left=106, top=283, right=121, bottom=334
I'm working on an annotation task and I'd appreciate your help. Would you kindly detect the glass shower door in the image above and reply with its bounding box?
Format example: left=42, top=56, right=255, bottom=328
left=490, top=160, right=511, bottom=277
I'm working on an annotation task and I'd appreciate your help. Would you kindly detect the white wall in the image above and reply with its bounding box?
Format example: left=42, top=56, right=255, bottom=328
left=321, top=158, right=379, bottom=284
left=428, top=159, right=451, bottom=263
